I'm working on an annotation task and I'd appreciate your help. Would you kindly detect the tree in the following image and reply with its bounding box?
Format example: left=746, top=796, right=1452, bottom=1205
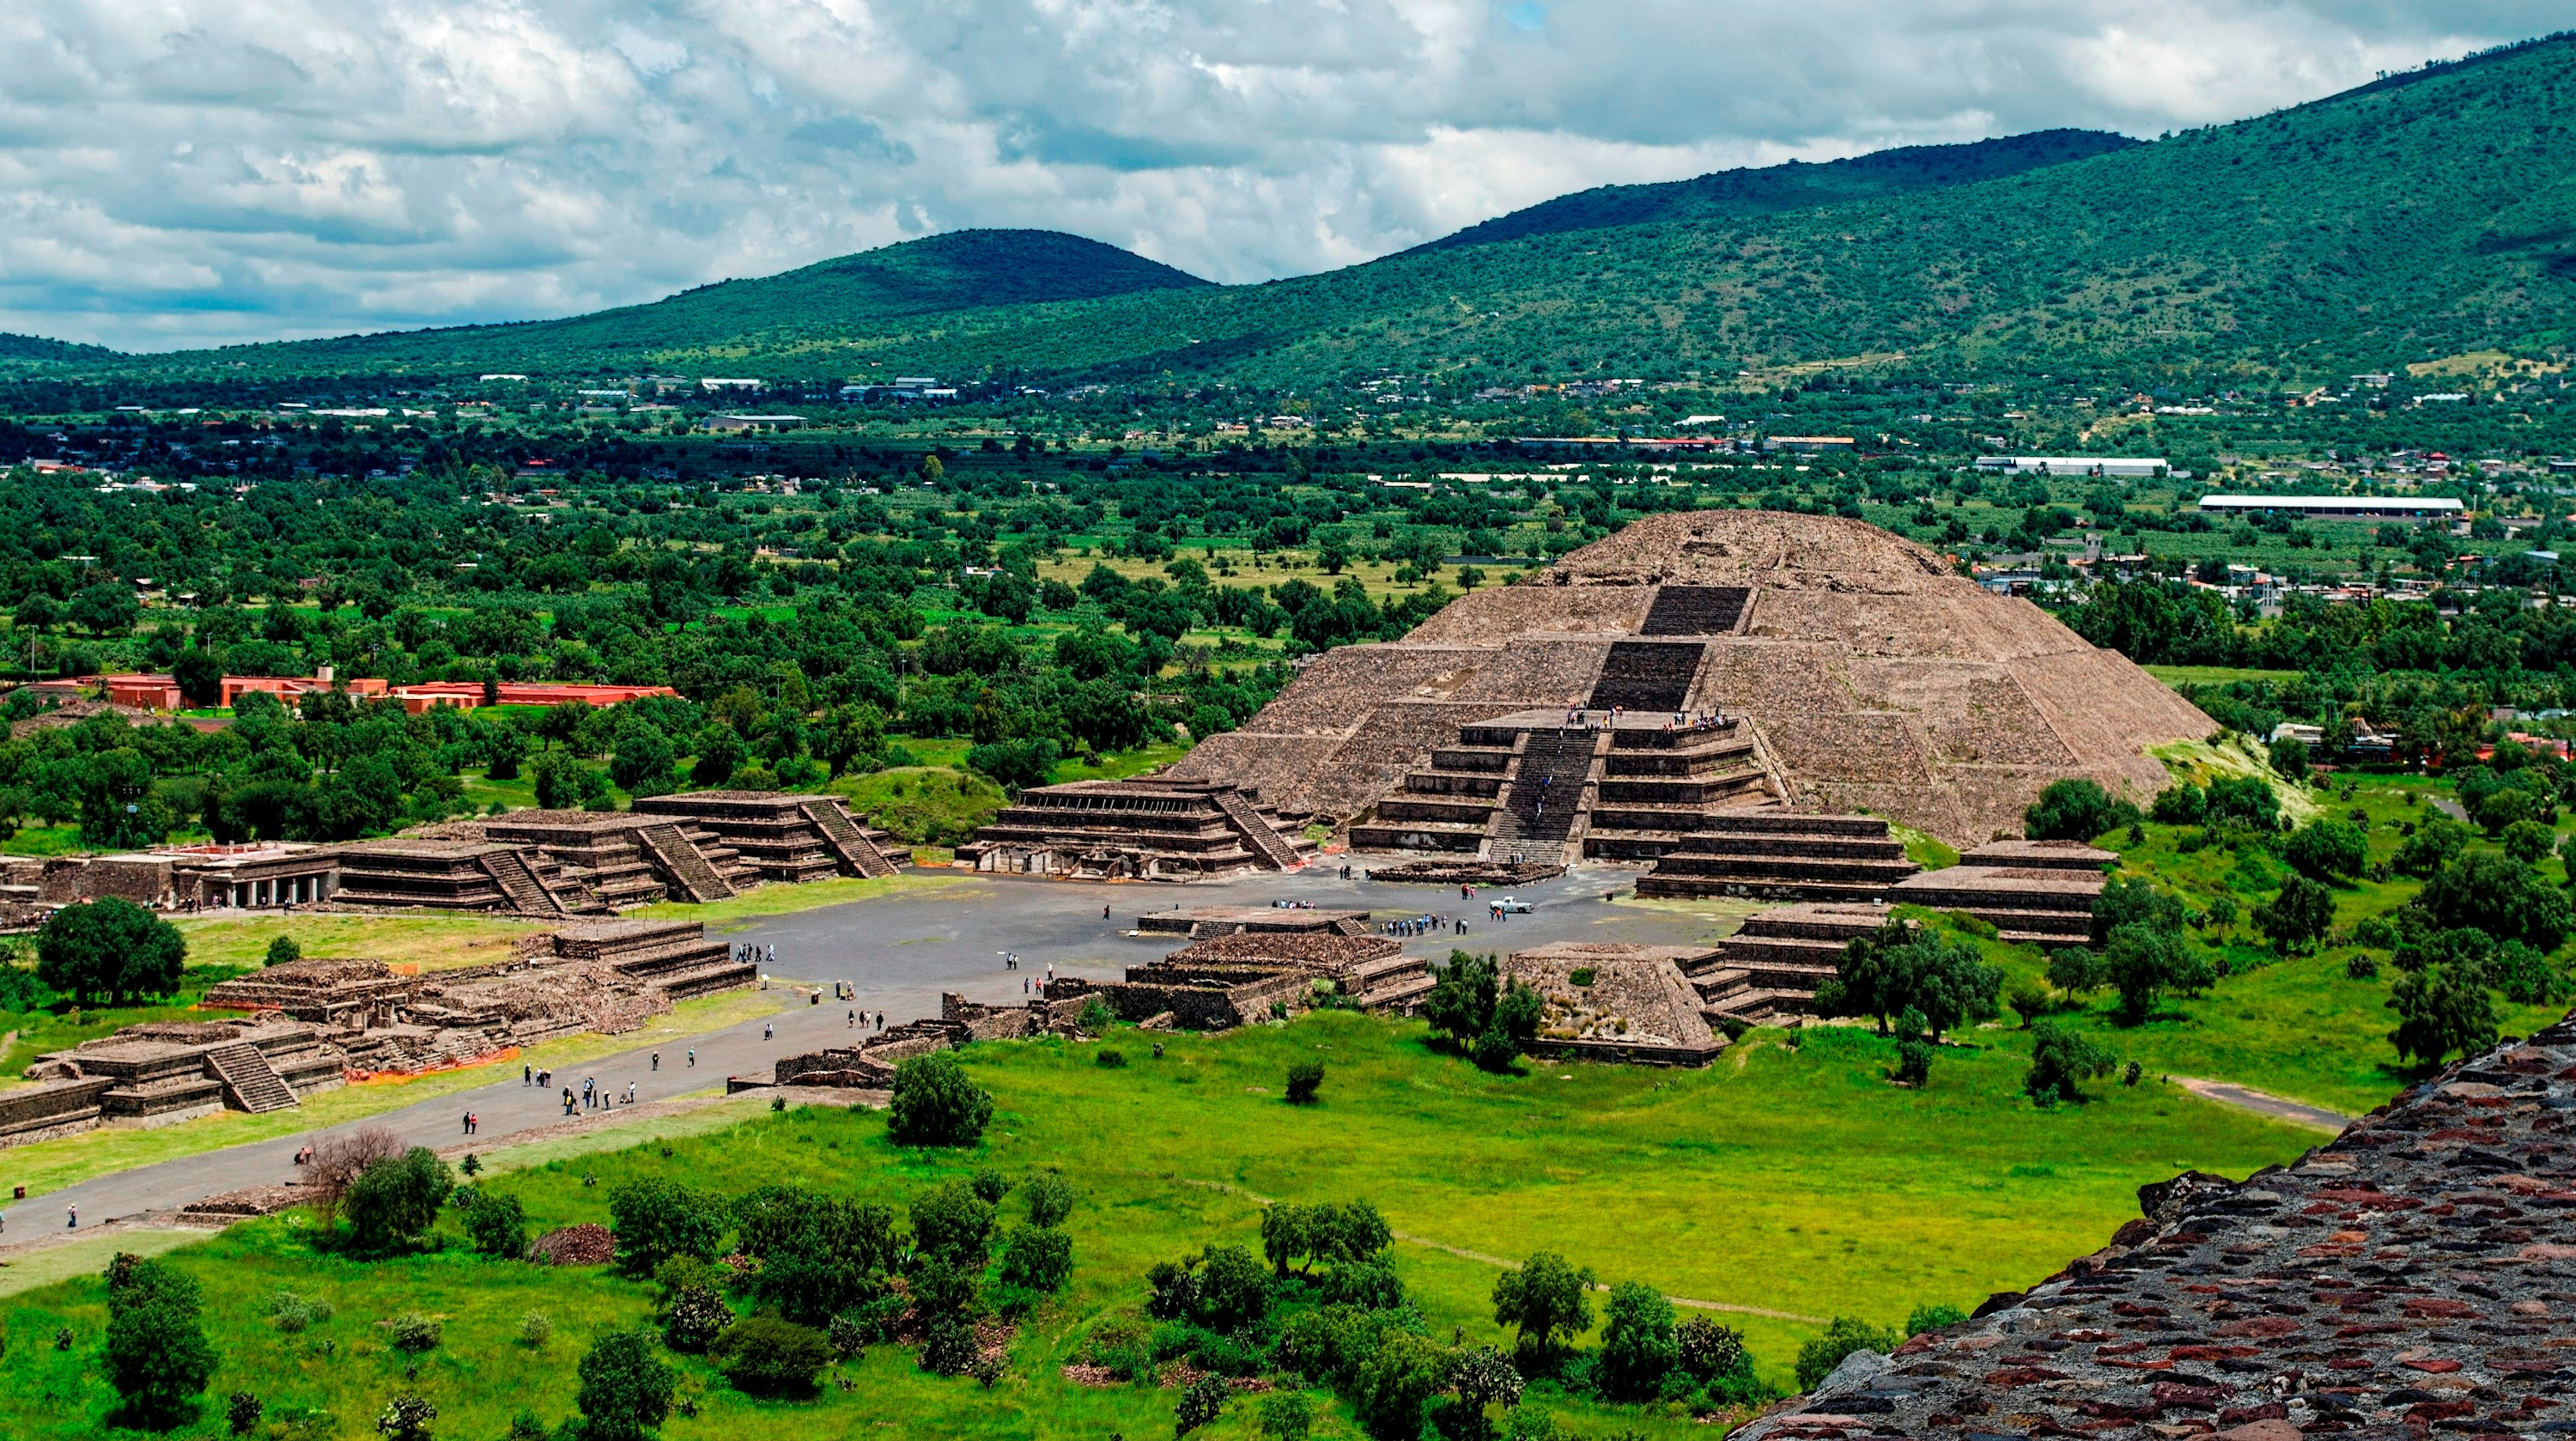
left=689, top=725, right=742, bottom=786
left=1794, top=1316, right=1899, bottom=1391
left=2506, top=818, right=2557, bottom=866
left=2393, top=813, right=2472, bottom=876
left=2253, top=874, right=2338, bottom=954
left=2389, top=960, right=2500, bottom=1067
left=36, top=897, right=186, bottom=1006
left=909, top=1181, right=999, bottom=1268
left=574, top=1329, right=675, bottom=1441
left=1492, top=1251, right=1595, bottom=1369
left=1422, top=950, right=1499, bottom=1049
left=963, top=737, right=1060, bottom=790
left=607, top=1178, right=726, bottom=1276
left=610, top=726, right=677, bottom=798
left=70, top=583, right=140, bottom=638
left=2419, top=849, right=2573, bottom=952
left=1446, top=1346, right=1525, bottom=1438
left=2024, top=777, right=2132, bottom=842
left=172, top=648, right=223, bottom=708
left=2023, top=1020, right=2117, bottom=1105
left=888, top=1051, right=994, bottom=1146
left=999, top=1225, right=1072, bottom=1293
left=1813, top=922, right=2002, bottom=1040
left=1352, top=1330, right=1449, bottom=1441
left=343, top=1147, right=454, bottom=1253
left=1598, top=1281, right=1680, bottom=1401
left=102, top=1255, right=216, bottom=1426
left=2283, top=819, right=2367, bottom=883
left=2104, top=921, right=2211, bottom=1020
left=2091, top=874, right=2186, bottom=946
left=2268, top=734, right=2310, bottom=784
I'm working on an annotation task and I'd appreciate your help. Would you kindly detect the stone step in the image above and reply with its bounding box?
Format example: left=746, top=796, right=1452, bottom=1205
left=635, top=824, right=738, bottom=903
left=1649, top=854, right=1921, bottom=885
left=800, top=798, right=898, bottom=879
left=204, top=1043, right=299, bottom=1114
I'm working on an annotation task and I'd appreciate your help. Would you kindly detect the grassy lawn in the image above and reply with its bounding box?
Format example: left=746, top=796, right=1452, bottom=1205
left=0, top=1010, right=2312, bottom=1439
left=2142, top=665, right=2306, bottom=687
left=0, top=988, right=784, bottom=1204
left=171, top=912, right=546, bottom=972
left=828, top=765, right=1005, bottom=847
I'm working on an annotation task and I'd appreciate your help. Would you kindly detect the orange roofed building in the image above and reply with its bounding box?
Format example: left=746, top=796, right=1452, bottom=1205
left=389, top=682, right=681, bottom=714
left=81, top=671, right=677, bottom=714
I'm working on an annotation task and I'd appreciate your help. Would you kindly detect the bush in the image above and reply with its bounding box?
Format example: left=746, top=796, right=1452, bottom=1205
left=1097, top=1048, right=1127, bottom=1067
left=2025, top=778, right=2135, bottom=842
left=2253, top=874, right=2338, bottom=954
left=377, top=1395, right=436, bottom=1441
left=574, top=1329, right=675, bottom=1441
left=969, top=1168, right=1012, bottom=1205
left=1176, top=1371, right=1231, bottom=1436
left=2269, top=734, right=2311, bottom=783
left=1285, top=1060, right=1325, bottom=1103
left=104, top=1256, right=215, bottom=1426
left=661, top=1283, right=733, bottom=1353
left=269, top=1291, right=331, bottom=1333
left=607, top=1178, right=726, bottom=1275
left=343, top=1148, right=453, bottom=1254
left=2283, top=818, right=2367, bottom=883
left=919, top=1312, right=983, bottom=1377
left=227, top=1390, right=264, bottom=1436
left=465, top=1189, right=527, bottom=1258
left=264, top=934, right=301, bottom=966
left=998, top=1225, right=1073, bottom=1293
left=888, top=1051, right=995, bottom=1146
left=1904, top=1303, right=1966, bottom=1336
left=1794, top=1316, right=1899, bottom=1391
left=1024, top=1171, right=1075, bottom=1228
left=518, top=1310, right=553, bottom=1349
left=2024, top=1020, right=2117, bottom=1105
left=713, top=1315, right=835, bottom=1397
left=910, top=1181, right=999, bottom=1268
left=1597, top=1280, right=1680, bottom=1401
left=1352, top=1330, right=1450, bottom=1441
left=1259, top=1391, right=1315, bottom=1441
left=2506, top=818, right=2558, bottom=865
left=2346, top=952, right=2380, bottom=980
left=383, top=1311, right=441, bottom=1353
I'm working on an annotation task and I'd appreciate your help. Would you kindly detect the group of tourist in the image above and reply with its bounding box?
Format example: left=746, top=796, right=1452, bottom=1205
left=1554, top=704, right=1730, bottom=731
left=1381, top=914, right=1466, bottom=938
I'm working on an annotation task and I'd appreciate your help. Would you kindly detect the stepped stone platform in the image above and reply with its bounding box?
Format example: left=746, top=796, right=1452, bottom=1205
left=412, top=793, right=902, bottom=911
left=1166, top=511, right=2209, bottom=848
left=6, top=1019, right=343, bottom=1145
left=1133, top=905, right=1373, bottom=938
left=1503, top=942, right=1728, bottom=1066
left=1696, top=902, right=1892, bottom=1028
left=1051, top=930, right=1431, bottom=1029
left=1738, top=1012, right=2576, bottom=1441
left=1364, top=860, right=1565, bottom=885
left=329, top=839, right=607, bottom=917
left=1886, top=839, right=2112, bottom=945
left=1634, top=812, right=1922, bottom=902
left=631, top=791, right=901, bottom=885
left=959, top=778, right=1315, bottom=881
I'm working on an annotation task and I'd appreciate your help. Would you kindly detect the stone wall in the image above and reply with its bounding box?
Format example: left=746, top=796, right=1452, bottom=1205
left=0, top=1075, right=115, bottom=1146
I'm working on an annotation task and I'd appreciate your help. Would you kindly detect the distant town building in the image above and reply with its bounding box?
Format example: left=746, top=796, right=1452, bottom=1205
left=1975, top=456, right=2168, bottom=477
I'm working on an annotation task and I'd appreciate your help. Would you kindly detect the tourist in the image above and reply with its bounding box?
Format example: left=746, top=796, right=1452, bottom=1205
left=66, top=1205, right=75, bottom=1229
left=763, top=1023, right=773, bottom=1041
left=848, top=1009, right=857, bottom=1026
left=1103, top=903, right=1111, bottom=920
left=650, top=1052, right=659, bottom=1072
left=522, top=1063, right=532, bottom=1086
left=626, top=1083, right=636, bottom=1104
left=463, top=1112, right=472, bottom=1136
left=687, top=1049, right=696, bottom=1067
left=562, top=1087, right=574, bottom=1115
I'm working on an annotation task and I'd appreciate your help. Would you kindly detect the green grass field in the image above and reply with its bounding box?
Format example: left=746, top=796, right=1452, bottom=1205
left=2141, top=665, right=2305, bottom=687
left=0, top=1009, right=2312, bottom=1440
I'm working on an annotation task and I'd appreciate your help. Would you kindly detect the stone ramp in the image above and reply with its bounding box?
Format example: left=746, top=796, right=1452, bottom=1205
left=1637, top=585, right=1753, bottom=636
left=1585, top=641, right=1707, bottom=713
left=480, top=848, right=567, bottom=917
left=635, top=824, right=736, bottom=903
left=203, top=1043, right=298, bottom=1114
left=1214, top=788, right=1305, bottom=871
left=799, top=798, right=897, bottom=879
left=1486, top=727, right=1599, bottom=867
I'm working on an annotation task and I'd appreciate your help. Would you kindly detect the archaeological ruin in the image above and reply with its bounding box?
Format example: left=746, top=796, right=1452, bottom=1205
left=957, top=777, right=1316, bottom=879
left=0, top=919, right=751, bottom=1149
left=1134, top=510, right=2205, bottom=885
left=1501, top=941, right=1728, bottom=1066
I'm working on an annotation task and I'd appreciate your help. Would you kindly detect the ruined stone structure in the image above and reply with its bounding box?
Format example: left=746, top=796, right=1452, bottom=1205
left=328, top=838, right=608, bottom=915
left=631, top=791, right=905, bottom=887
left=1165, top=512, right=2208, bottom=861
left=1737, top=1014, right=2576, bottom=1441
left=958, top=778, right=1315, bottom=879
left=1050, top=929, right=1434, bottom=1029
left=1502, top=942, right=1728, bottom=1066
left=1132, top=905, right=1374, bottom=939
left=3, top=1019, right=343, bottom=1144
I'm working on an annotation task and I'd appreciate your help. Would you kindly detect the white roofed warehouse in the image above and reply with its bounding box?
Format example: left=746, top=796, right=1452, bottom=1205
left=2196, top=495, right=2465, bottom=520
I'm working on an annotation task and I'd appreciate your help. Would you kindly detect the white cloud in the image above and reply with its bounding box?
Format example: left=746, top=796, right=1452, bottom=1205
left=0, top=0, right=2536, bottom=350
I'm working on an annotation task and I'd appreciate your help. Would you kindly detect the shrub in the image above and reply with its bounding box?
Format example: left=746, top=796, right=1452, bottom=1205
left=574, top=1329, right=675, bottom=1441
left=227, top=1390, right=264, bottom=1436
left=264, top=935, right=301, bottom=967
left=1285, top=1059, right=1325, bottom=1104
left=376, top=1394, right=436, bottom=1441
left=998, top=1225, right=1073, bottom=1293
left=1905, top=1303, right=1966, bottom=1336
left=1794, top=1316, right=1899, bottom=1391
left=1176, top=1371, right=1231, bottom=1436
left=714, top=1315, right=835, bottom=1397
left=465, top=1189, right=527, bottom=1258
left=383, top=1311, right=441, bottom=1353
left=661, top=1282, right=732, bottom=1353
left=1024, top=1171, right=1075, bottom=1228
left=969, top=1168, right=1012, bottom=1205
left=2283, top=819, right=2367, bottom=883
left=918, top=1312, right=982, bottom=1376
left=828, top=1313, right=869, bottom=1359
left=343, top=1148, right=454, bottom=1254
left=607, top=1177, right=726, bottom=1275
left=2025, top=778, right=2134, bottom=842
left=1079, top=994, right=1117, bottom=1032
left=888, top=1051, right=995, bottom=1146
left=2353, top=915, right=2397, bottom=949
left=910, top=1181, right=999, bottom=1268
left=1097, top=1049, right=1128, bottom=1068
left=1352, top=1329, right=1449, bottom=1441
left=518, top=1310, right=552, bottom=1349
left=1676, top=1314, right=1760, bottom=1402
left=1258, top=1391, right=1315, bottom=1441
left=270, top=1291, right=331, bottom=1333
left=103, top=1256, right=216, bottom=1426
left=1893, top=1034, right=1933, bottom=1087
left=2024, top=1021, right=2117, bottom=1105
left=2346, top=952, right=2380, bottom=980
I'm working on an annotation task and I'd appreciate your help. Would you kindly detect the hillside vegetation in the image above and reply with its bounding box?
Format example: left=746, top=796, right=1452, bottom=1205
left=1413, top=129, right=2136, bottom=253
left=44, top=33, right=2576, bottom=386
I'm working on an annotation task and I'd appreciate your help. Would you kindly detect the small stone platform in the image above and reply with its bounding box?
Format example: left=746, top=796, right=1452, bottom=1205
left=960, top=779, right=1315, bottom=880
left=1504, top=941, right=1728, bottom=1066
left=1133, top=905, right=1373, bottom=938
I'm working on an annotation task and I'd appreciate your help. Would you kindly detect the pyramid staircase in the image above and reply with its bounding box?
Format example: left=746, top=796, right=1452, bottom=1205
left=1580, top=722, right=1777, bottom=859
left=1585, top=641, right=1707, bottom=714
left=480, top=848, right=570, bottom=916
left=799, top=798, right=900, bottom=879
left=1485, top=727, right=1602, bottom=867
left=1689, top=903, right=1887, bottom=1027
left=1348, top=728, right=1513, bottom=854
left=204, top=1043, right=300, bottom=1113
left=635, top=824, right=737, bottom=903
left=1637, top=584, right=1754, bottom=636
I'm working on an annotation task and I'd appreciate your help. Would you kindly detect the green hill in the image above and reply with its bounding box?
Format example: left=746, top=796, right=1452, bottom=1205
left=1413, top=129, right=2138, bottom=252
left=57, top=31, right=2576, bottom=385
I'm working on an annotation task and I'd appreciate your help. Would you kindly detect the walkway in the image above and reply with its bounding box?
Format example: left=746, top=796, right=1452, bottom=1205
left=2172, top=1075, right=2352, bottom=1132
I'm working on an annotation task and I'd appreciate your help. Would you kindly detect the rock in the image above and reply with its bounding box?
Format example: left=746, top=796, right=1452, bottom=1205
left=1812, top=1347, right=1891, bottom=1396
left=2210, top=1420, right=2302, bottom=1441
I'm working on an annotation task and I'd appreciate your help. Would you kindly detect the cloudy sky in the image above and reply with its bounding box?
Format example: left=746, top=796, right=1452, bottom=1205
left=0, top=1, right=2541, bottom=352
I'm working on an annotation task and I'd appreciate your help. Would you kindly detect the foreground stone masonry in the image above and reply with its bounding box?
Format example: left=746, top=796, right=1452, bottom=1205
left=1737, top=1011, right=2576, bottom=1441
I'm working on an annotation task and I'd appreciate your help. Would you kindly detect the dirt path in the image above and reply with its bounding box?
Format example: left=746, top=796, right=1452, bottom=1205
left=2172, top=1075, right=2351, bottom=1132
